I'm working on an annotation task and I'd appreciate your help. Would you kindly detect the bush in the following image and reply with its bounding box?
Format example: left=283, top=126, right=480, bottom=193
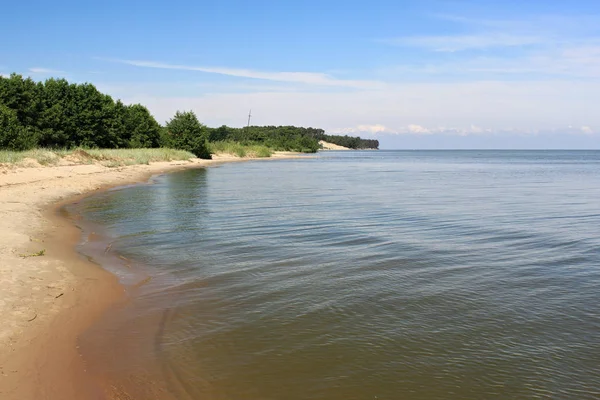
left=164, top=111, right=211, bottom=159
left=254, top=146, right=272, bottom=158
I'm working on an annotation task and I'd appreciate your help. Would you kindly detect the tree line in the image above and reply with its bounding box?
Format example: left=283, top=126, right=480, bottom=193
left=209, top=126, right=379, bottom=150
left=0, top=74, right=377, bottom=156
left=315, top=133, right=379, bottom=150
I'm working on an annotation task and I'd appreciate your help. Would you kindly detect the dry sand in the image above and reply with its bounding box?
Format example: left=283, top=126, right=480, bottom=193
left=0, top=152, right=302, bottom=399
left=319, top=140, right=351, bottom=150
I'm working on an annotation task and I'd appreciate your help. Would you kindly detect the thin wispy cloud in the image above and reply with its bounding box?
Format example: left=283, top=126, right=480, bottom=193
left=103, top=58, right=384, bottom=90
left=383, top=33, right=543, bottom=52
left=382, top=13, right=600, bottom=53
left=382, top=45, right=600, bottom=79
left=333, top=123, right=597, bottom=137
left=28, top=67, right=65, bottom=74
left=379, top=12, right=600, bottom=81
left=437, top=13, right=600, bottom=35
left=333, top=124, right=492, bottom=137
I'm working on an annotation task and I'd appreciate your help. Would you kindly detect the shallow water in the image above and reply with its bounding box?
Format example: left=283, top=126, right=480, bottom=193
left=76, top=151, right=600, bottom=399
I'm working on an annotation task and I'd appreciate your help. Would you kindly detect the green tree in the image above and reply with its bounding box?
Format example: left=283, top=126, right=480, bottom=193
left=209, top=125, right=235, bottom=142
left=69, top=83, right=118, bottom=148
left=123, top=104, right=162, bottom=148
left=164, top=111, right=211, bottom=159
left=0, top=73, right=42, bottom=128
left=0, top=104, right=39, bottom=150
left=37, top=78, right=73, bottom=147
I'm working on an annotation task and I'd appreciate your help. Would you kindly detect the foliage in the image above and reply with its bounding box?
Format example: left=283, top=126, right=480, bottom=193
left=207, top=126, right=379, bottom=152
left=0, top=74, right=162, bottom=150
left=164, top=111, right=211, bottom=159
left=0, top=73, right=378, bottom=153
left=208, top=141, right=273, bottom=158
left=207, top=125, right=322, bottom=153
left=254, top=146, right=273, bottom=158
left=316, top=133, right=379, bottom=149
left=0, top=104, right=38, bottom=150
left=117, top=102, right=162, bottom=148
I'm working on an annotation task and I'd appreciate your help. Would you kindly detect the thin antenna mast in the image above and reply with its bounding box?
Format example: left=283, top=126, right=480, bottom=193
left=247, top=109, right=252, bottom=128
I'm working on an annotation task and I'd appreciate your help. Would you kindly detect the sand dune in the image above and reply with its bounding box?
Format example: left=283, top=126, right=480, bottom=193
left=319, top=140, right=351, bottom=150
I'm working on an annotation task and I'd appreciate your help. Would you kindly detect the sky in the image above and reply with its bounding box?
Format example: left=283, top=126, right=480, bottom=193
left=1, top=0, right=599, bottom=149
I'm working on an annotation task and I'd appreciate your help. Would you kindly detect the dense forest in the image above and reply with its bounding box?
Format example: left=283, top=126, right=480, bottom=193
left=209, top=125, right=378, bottom=150
left=0, top=74, right=378, bottom=156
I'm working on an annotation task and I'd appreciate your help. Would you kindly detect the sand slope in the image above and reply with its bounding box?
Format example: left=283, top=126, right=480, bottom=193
left=319, top=140, right=351, bottom=150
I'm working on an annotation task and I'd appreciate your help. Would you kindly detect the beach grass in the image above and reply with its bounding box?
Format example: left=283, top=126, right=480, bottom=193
left=208, top=141, right=273, bottom=158
left=81, top=148, right=196, bottom=165
left=0, top=143, right=275, bottom=168
left=0, top=149, right=62, bottom=165
left=0, top=148, right=196, bottom=167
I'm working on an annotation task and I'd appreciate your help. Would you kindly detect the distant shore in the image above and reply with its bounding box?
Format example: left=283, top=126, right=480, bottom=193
left=0, top=151, right=304, bottom=399
left=319, top=140, right=351, bottom=150
left=318, top=140, right=378, bottom=151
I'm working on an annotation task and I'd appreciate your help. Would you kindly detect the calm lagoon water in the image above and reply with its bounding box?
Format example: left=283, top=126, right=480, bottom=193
left=75, top=151, right=600, bottom=399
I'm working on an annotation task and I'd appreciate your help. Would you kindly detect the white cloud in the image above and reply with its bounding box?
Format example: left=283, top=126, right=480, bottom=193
left=407, top=124, right=430, bottom=134
left=384, top=33, right=543, bottom=52
left=379, top=43, right=600, bottom=79
left=579, top=126, right=594, bottom=135
left=331, top=124, right=480, bottom=136
left=114, top=79, right=600, bottom=134
left=104, top=58, right=384, bottom=89
left=28, top=67, right=65, bottom=74
left=377, top=11, right=600, bottom=80
left=356, top=124, right=388, bottom=133
left=330, top=124, right=392, bottom=136
left=393, top=124, right=495, bottom=136
left=386, top=13, right=600, bottom=53
left=333, top=123, right=595, bottom=138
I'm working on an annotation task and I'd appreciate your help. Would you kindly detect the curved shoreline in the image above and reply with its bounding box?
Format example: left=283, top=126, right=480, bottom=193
left=0, top=153, right=305, bottom=399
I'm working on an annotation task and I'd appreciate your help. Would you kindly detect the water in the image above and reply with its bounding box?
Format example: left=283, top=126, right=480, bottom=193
left=74, top=151, right=600, bottom=399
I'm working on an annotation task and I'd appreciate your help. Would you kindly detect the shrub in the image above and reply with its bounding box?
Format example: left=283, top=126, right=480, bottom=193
left=164, top=111, right=211, bottom=159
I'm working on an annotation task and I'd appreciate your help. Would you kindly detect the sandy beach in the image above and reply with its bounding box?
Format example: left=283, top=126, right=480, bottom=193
left=318, top=140, right=351, bottom=150
left=0, top=152, right=301, bottom=399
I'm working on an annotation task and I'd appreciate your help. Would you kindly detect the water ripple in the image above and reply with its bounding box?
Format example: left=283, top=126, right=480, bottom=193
left=78, top=151, right=600, bottom=400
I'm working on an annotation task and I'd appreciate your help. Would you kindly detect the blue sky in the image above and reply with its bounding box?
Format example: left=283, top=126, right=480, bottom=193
left=2, top=0, right=599, bottom=148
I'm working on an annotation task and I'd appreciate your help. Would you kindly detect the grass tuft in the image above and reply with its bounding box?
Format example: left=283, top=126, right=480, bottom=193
left=0, top=148, right=196, bottom=168
left=19, top=249, right=46, bottom=258
left=208, top=141, right=273, bottom=158
left=0, top=149, right=62, bottom=166
left=0, top=145, right=274, bottom=168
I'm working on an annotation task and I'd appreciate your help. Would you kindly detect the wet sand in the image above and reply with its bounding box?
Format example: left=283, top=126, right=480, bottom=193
left=0, top=152, right=303, bottom=400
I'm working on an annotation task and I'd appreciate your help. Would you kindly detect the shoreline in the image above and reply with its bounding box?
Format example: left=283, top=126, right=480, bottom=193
left=0, top=152, right=305, bottom=399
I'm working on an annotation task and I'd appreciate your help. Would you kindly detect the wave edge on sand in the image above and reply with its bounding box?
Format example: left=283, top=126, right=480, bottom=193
left=0, top=152, right=302, bottom=400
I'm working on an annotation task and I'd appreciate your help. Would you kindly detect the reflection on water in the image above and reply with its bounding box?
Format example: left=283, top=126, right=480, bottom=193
left=77, top=151, right=600, bottom=399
